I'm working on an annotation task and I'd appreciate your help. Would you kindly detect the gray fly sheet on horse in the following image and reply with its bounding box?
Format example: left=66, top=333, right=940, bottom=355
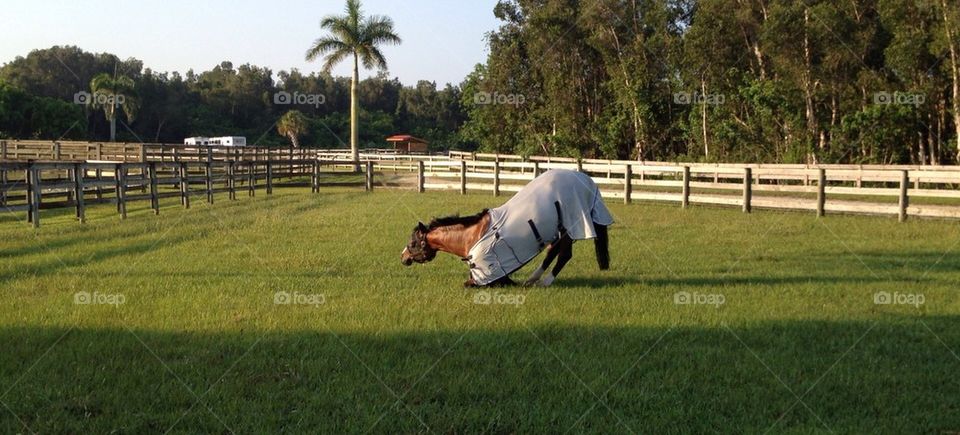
left=466, top=169, right=614, bottom=285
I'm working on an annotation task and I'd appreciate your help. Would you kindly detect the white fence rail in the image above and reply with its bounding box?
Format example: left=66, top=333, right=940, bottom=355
left=368, top=157, right=960, bottom=221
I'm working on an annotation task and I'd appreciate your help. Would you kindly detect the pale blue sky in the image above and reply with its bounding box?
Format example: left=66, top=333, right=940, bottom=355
left=0, top=0, right=501, bottom=86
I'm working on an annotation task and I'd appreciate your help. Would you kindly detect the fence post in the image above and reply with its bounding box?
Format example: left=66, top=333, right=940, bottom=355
left=742, top=167, right=752, bottom=213
left=228, top=162, right=237, bottom=200
left=365, top=161, right=374, bottom=191
left=116, top=164, right=127, bottom=219
left=52, top=142, right=61, bottom=160
left=149, top=162, right=159, bottom=214
left=248, top=163, right=256, bottom=197
left=0, top=140, right=7, bottom=160
left=682, top=166, right=691, bottom=208
left=624, top=164, right=632, bottom=204
left=75, top=163, right=86, bottom=223
left=0, top=166, right=5, bottom=206
left=898, top=170, right=909, bottom=222
left=94, top=167, right=103, bottom=200
left=576, top=159, right=583, bottom=173
left=205, top=161, right=214, bottom=204
left=816, top=168, right=826, bottom=217
left=460, top=160, right=467, bottom=195
left=311, top=161, right=320, bottom=193
left=180, top=163, right=190, bottom=208
left=493, top=160, right=501, bottom=196
left=289, top=147, right=294, bottom=179
left=266, top=161, right=274, bottom=194
left=25, top=168, right=32, bottom=224
left=417, top=161, right=425, bottom=193
left=533, top=161, right=541, bottom=177
left=29, top=167, right=41, bottom=228
left=140, top=145, right=147, bottom=162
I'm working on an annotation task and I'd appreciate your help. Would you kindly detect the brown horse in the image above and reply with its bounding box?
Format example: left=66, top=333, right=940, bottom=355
left=401, top=169, right=612, bottom=287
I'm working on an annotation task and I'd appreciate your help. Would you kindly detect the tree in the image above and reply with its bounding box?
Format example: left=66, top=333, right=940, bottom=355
left=89, top=72, right=139, bottom=141
left=305, top=0, right=401, bottom=170
left=277, top=110, right=309, bottom=147
left=933, top=0, right=960, bottom=162
left=0, top=80, right=84, bottom=139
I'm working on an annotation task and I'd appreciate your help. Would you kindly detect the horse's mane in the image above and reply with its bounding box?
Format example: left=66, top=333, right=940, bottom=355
left=428, top=209, right=489, bottom=230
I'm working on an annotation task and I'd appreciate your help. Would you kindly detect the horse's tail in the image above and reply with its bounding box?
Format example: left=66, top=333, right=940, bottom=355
left=593, top=222, right=610, bottom=270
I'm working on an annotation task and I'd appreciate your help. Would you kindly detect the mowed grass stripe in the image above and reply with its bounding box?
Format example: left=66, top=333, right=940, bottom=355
left=1, top=187, right=958, bottom=433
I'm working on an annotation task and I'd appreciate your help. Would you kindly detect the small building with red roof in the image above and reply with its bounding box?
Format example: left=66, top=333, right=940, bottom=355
left=386, top=135, right=429, bottom=154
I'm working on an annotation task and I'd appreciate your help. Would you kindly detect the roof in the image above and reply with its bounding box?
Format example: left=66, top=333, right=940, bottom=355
left=386, top=135, right=428, bottom=144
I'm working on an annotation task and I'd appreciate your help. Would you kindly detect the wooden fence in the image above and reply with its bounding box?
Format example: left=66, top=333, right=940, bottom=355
left=399, top=158, right=960, bottom=221
left=0, top=140, right=433, bottom=163
left=4, top=140, right=960, bottom=225
left=0, top=159, right=349, bottom=227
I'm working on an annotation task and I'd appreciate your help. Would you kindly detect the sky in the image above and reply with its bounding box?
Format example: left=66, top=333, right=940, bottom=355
left=0, top=0, right=502, bottom=86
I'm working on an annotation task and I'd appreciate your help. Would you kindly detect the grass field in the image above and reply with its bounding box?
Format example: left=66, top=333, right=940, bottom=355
left=1, top=186, right=959, bottom=433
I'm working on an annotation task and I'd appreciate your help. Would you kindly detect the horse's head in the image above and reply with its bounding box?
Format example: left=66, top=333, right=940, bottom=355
left=401, top=222, right=437, bottom=266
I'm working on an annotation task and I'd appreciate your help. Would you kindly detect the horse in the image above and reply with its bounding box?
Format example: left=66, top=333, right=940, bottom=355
left=401, top=169, right=614, bottom=287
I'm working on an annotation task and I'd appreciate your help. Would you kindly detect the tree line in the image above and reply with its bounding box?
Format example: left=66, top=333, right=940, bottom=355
left=2, top=0, right=960, bottom=165
left=0, top=45, right=466, bottom=149
left=463, top=0, right=960, bottom=164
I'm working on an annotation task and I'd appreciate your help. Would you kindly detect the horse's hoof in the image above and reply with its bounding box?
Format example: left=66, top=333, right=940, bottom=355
left=463, top=279, right=478, bottom=288
left=538, top=274, right=555, bottom=287
left=523, top=278, right=539, bottom=287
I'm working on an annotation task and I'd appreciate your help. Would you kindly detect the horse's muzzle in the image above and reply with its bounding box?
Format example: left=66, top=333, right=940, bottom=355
left=401, top=248, right=414, bottom=266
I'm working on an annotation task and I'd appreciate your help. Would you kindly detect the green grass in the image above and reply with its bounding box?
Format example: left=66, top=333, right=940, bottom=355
left=1, top=187, right=959, bottom=433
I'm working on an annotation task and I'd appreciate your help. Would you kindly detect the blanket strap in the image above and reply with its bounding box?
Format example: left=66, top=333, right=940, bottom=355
left=461, top=254, right=476, bottom=269
left=554, top=201, right=567, bottom=237
left=527, top=220, right=545, bottom=249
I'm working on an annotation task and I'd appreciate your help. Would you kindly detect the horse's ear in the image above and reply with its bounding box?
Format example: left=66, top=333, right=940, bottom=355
left=417, top=222, right=427, bottom=232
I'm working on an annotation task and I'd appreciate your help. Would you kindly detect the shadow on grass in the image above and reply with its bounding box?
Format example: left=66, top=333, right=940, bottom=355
left=1, top=317, right=958, bottom=433
left=808, top=250, right=960, bottom=275
left=552, top=275, right=896, bottom=289
left=0, top=233, right=196, bottom=283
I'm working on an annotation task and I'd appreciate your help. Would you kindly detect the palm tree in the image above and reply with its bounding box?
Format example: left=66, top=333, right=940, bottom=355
left=90, top=73, right=139, bottom=141
left=305, top=0, right=401, bottom=170
left=277, top=110, right=309, bottom=147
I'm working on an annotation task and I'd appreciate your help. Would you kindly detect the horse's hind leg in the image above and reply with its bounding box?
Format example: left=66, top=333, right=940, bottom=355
left=524, top=242, right=560, bottom=286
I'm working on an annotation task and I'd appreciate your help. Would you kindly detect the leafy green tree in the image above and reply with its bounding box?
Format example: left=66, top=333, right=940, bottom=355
left=305, top=0, right=401, bottom=169
left=0, top=80, right=84, bottom=139
left=89, top=73, right=139, bottom=141
left=277, top=110, right=309, bottom=147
